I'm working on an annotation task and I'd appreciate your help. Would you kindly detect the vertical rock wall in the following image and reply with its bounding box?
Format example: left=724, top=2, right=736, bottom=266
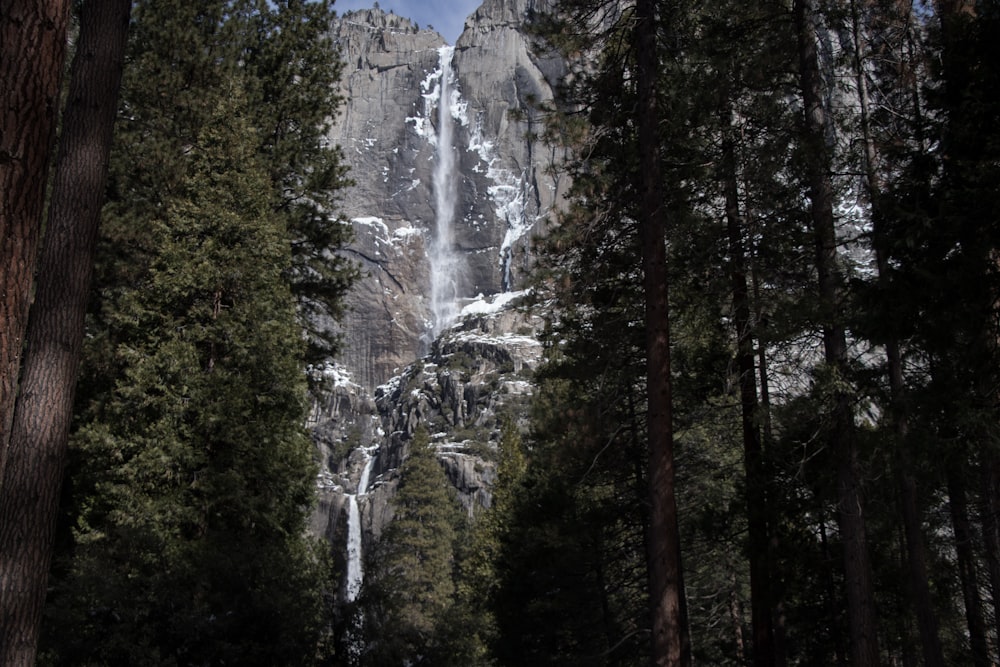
left=327, top=0, right=565, bottom=392
left=311, top=1, right=566, bottom=600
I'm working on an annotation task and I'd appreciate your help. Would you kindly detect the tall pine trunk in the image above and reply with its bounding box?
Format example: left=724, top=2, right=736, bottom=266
left=0, top=0, right=71, bottom=477
left=721, top=118, right=776, bottom=667
left=793, top=0, right=880, bottom=663
left=947, top=466, right=991, bottom=666
left=935, top=2, right=1000, bottom=659
left=847, top=1, right=945, bottom=663
left=0, top=1, right=131, bottom=663
left=635, top=0, right=689, bottom=664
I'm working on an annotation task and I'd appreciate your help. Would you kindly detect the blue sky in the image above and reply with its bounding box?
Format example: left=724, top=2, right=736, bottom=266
left=332, top=0, right=482, bottom=44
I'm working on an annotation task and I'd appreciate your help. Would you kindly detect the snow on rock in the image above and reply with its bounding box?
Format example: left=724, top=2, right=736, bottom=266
left=459, top=289, right=531, bottom=318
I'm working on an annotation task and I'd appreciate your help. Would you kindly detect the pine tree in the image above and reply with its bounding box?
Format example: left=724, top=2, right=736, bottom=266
left=361, top=427, right=465, bottom=665
left=39, top=80, right=331, bottom=666
left=37, top=0, right=350, bottom=661
left=235, top=0, right=358, bottom=361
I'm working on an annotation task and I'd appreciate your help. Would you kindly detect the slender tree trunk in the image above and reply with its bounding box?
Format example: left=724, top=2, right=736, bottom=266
left=0, top=1, right=131, bottom=663
left=818, top=500, right=848, bottom=666
left=935, top=2, right=999, bottom=658
left=0, top=0, right=71, bottom=477
left=751, top=254, right=788, bottom=667
left=981, top=462, right=1000, bottom=645
left=794, top=0, right=881, bottom=663
left=635, top=0, right=688, bottom=664
left=947, top=467, right=991, bottom=666
left=847, top=1, right=946, bottom=663
left=722, top=119, right=776, bottom=667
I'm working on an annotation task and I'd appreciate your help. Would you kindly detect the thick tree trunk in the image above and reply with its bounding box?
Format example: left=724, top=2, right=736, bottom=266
left=793, top=0, right=881, bottom=663
left=634, top=0, right=688, bottom=664
left=0, top=1, right=131, bottom=663
left=722, top=124, right=776, bottom=667
left=0, top=0, right=71, bottom=477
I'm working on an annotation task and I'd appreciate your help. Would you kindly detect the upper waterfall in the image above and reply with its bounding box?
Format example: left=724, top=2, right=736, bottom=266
left=324, top=6, right=566, bottom=389
left=429, top=45, right=463, bottom=337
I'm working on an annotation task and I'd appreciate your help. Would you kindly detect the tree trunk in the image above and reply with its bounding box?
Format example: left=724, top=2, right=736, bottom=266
left=793, top=0, right=881, bottom=663
left=981, top=462, right=1000, bottom=647
left=947, top=466, right=991, bottom=667
left=722, top=120, right=776, bottom=667
left=0, top=1, right=131, bottom=663
left=0, top=0, right=71, bottom=477
left=634, top=0, right=688, bottom=664
left=847, top=1, right=946, bottom=663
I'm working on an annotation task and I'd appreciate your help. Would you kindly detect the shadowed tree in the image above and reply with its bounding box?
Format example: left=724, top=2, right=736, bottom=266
left=0, top=1, right=128, bottom=664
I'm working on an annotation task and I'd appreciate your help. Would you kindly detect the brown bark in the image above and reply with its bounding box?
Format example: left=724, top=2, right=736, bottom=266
left=0, top=0, right=131, bottom=663
left=793, top=0, right=881, bottom=663
left=722, top=121, right=776, bottom=667
left=0, top=0, right=71, bottom=477
left=634, top=0, right=688, bottom=664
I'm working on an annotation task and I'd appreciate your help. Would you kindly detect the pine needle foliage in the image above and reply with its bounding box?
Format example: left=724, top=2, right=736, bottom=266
left=39, top=0, right=351, bottom=663
left=360, top=428, right=466, bottom=666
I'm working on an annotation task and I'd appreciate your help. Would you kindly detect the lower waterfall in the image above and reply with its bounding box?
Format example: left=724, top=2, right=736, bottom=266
left=344, top=451, right=376, bottom=603
left=345, top=496, right=363, bottom=602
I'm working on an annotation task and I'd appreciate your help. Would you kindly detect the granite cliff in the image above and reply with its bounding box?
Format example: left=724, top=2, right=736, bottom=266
left=324, top=0, right=564, bottom=391
left=306, top=0, right=566, bottom=601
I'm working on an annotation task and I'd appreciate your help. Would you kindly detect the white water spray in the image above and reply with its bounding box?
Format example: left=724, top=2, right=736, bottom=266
left=429, top=46, right=462, bottom=336
left=345, top=496, right=363, bottom=602
left=345, top=451, right=376, bottom=603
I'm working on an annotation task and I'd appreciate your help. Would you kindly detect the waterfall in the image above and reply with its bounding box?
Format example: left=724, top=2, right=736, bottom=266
left=345, top=496, right=363, bottom=602
left=344, top=451, right=376, bottom=603
left=429, top=45, right=461, bottom=336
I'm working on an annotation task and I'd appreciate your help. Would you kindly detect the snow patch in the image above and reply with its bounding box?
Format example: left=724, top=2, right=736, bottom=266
left=459, top=289, right=531, bottom=317
left=352, top=216, right=389, bottom=237
left=467, top=116, right=534, bottom=289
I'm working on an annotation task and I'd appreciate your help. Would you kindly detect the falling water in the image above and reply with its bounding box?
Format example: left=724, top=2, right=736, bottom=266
left=429, top=45, right=461, bottom=336
left=345, top=451, right=376, bottom=603
left=345, top=496, right=363, bottom=602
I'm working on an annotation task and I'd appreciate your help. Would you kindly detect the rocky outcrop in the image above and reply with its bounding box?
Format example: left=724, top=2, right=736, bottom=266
left=309, top=293, right=543, bottom=563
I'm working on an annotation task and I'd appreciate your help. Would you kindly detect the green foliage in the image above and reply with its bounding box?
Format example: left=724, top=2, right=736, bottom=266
left=40, top=0, right=353, bottom=663
left=42, top=83, right=330, bottom=666
left=236, top=0, right=359, bottom=361
left=359, top=427, right=467, bottom=665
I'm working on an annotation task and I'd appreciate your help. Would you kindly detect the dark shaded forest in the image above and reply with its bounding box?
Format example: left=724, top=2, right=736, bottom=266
left=1, top=0, right=999, bottom=666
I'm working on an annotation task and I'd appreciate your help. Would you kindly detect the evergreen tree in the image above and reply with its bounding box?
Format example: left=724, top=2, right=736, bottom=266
left=38, top=0, right=352, bottom=662
left=444, top=415, right=526, bottom=667
left=361, top=427, right=465, bottom=665
left=40, top=82, right=330, bottom=666
left=235, top=0, right=357, bottom=361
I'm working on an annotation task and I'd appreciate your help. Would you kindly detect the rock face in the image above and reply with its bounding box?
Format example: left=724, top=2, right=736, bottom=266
left=309, top=0, right=565, bottom=601
left=309, top=293, right=544, bottom=547
left=327, top=0, right=565, bottom=391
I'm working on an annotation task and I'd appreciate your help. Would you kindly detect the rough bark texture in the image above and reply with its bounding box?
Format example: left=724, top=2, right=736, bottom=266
left=0, top=1, right=131, bottom=663
left=0, top=0, right=71, bottom=478
left=635, top=0, right=688, bottom=664
left=794, top=0, right=881, bottom=664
